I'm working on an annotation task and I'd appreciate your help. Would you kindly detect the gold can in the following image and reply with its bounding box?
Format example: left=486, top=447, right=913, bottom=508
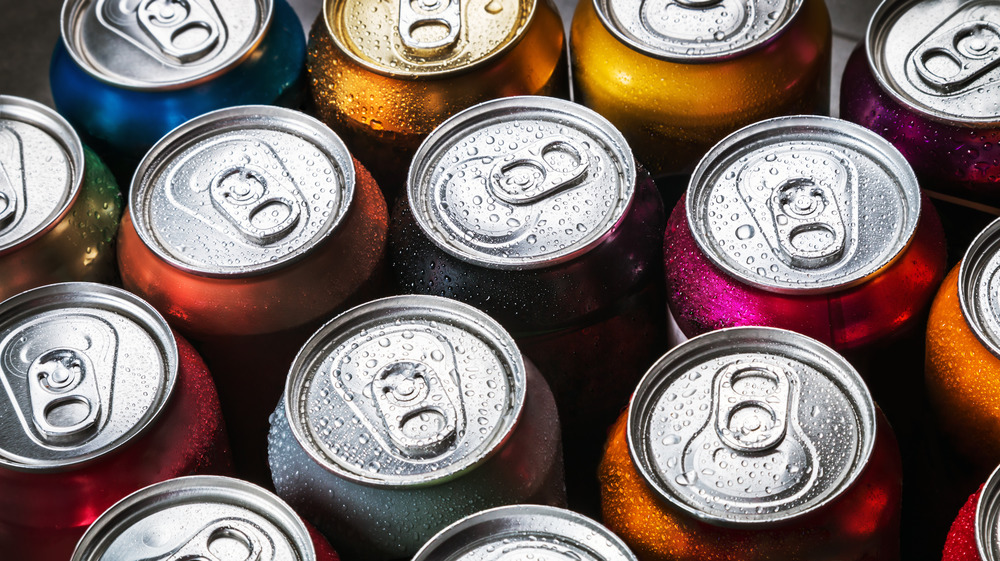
left=307, top=0, right=568, bottom=199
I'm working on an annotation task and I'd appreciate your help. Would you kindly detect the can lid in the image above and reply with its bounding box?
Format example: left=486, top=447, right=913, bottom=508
left=0, top=282, right=177, bottom=471
left=61, top=0, right=272, bottom=90
left=412, top=504, right=637, bottom=561
left=0, top=96, right=84, bottom=255
left=958, top=217, right=1000, bottom=358
left=325, top=0, right=536, bottom=78
left=409, top=96, right=635, bottom=271
left=979, top=463, right=1000, bottom=561
left=71, top=476, right=316, bottom=561
left=627, top=326, right=875, bottom=526
left=284, top=295, right=525, bottom=486
left=593, top=0, right=801, bottom=61
left=686, top=115, right=921, bottom=294
left=868, top=0, right=1000, bottom=124
left=130, top=105, right=355, bottom=277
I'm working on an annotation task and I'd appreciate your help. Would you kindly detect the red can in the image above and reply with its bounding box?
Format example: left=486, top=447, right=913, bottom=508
left=941, top=464, right=1000, bottom=561
left=0, top=283, right=231, bottom=561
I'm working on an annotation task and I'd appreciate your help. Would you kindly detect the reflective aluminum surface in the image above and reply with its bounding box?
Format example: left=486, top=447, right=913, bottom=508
left=959, top=217, right=1000, bottom=359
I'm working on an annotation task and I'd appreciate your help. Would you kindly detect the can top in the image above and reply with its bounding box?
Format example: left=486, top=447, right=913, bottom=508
left=284, top=295, right=526, bottom=486
left=71, top=476, right=316, bottom=561
left=979, top=463, right=1000, bottom=561
left=958, top=217, right=1000, bottom=358
left=593, top=0, right=801, bottom=61
left=627, top=326, right=875, bottom=526
left=686, top=115, right=921, bottom=294
left=130, top=105, right=355, bottom=277
left=409, top=96, right=635, bottom=271
left=61, top=0, right=272, bottom=90
left=325, top=0, right=536, bottom=78
left=868, top=0, right=1000, bottom=124
left=0, top=283, right=177, bottom=471
left=0, top=96, right=84, bottom=255
left=412, top=505, right=637, bottom=561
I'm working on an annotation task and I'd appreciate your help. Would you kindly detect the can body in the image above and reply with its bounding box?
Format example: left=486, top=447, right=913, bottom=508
left=570, top=0, right=831, bottom=177
left=942, top=485, right=985, bottom=561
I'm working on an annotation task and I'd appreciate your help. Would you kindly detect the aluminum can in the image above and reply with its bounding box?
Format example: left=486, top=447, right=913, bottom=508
left=570, top=0, right=831, bottom=178
left=840, top=0, right=1000, bottom=205
left=71, top=476, right=338, bottom=561
left=664, top=115, right=947, bottom=352
left=307, top=0, right=568, bottom=200
left=117, top=104, right=388, bottom=482
left=268, top=295, right=566, bottom=561
left=600, top=326, right=902, bottom=561
left=51, top=0, right=306, bottom=180
left=941, top=461, right=1000, bottom=561
left=0, top=283, right=231, bottom=561
left=0, top=95, right=121, bottom=302
left=413, top=504, right=636, bottom=561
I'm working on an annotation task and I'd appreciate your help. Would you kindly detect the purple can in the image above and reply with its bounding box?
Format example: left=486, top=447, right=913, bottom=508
left=840, top=0, right=1000, bottom=203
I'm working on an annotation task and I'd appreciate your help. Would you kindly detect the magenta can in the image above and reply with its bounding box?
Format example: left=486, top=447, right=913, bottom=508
left=840, top=0, right=1000, bottom=204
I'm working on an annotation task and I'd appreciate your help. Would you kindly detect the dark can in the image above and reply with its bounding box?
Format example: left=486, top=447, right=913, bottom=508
left=600, top=326, right=903, bottom=561
left=0, top=95, right=121, bottom=302
left=51, top=0, right=306, bottom=179
left=664, top=115, right=947, bottom=352
left=268, top=295, right=566, bottom=561
left=0, top=283, right=231, bottom=561
left=571, top=0, right=831, bottom=178
left=840, top=0, right=1000, bottom=204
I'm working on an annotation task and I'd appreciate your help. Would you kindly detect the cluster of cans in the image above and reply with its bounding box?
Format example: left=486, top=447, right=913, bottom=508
left=2, top=0, right=1000, bottom=559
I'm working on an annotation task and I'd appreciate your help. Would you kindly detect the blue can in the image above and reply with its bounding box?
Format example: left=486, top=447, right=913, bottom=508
left=51, top=0, right=306, bottom=182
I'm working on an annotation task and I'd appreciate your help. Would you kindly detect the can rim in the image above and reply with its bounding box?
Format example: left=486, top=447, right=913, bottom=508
left=322, top=0, right=539, bottom=80
left=129, top=104, right=356, bottom=279
left=590, top=0, right=804, bottom=64
left=865, top=0, right=1000, bottom=128
left=60, top=0, right=274, bottom=91
left=282, top=294, right=527, bottom=488
left=71, top=475, right=316, bottom=561
left=625, top=325, right=877, bottom=528
left=0, top=95, right=86, bottom=257
left=411, top=504, right=637, bottom=561
left=977, top=463, right=1000, bottom=561
left=407, top=95, right=637, bottom=271
left=0, top=282, right=178, bottom=472
left=958, top=216, right=1000, bottom=359
left=685, top=114, right=922, bottom=295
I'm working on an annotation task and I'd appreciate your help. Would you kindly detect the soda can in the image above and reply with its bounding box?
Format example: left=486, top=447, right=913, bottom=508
left=601, top=326, right=902, bottom=561
left=570, top=0, right=831, bottom=178
left=942, top=464, right=1000, bottom=561
left=664, top=115, right=947, bottom=352
left=51, top=0, right=306, bottom=181
left=117, top=104, right=388, bottom=482
left=307, top=0, right=568, bottom=199
left=268, top=295, right=566, bottom=561
left=413, top=504, right=636, bottom=561
left=71, top=476, right=338, bottom=561
left=840, top=0, right=1000, bottom=205
left=0, top=282, right=231, bottom=561
left=0, top=95, right=121, bottom=302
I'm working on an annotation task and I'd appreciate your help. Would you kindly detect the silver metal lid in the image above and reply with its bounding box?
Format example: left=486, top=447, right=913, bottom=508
left=868, top=0, right=1000, bottom=124
left=593, top=0, right=801, bottom=61
left=130, top=105, right=355, bottom=277
left=412, top=505, right=637, bottom=561
left=979, top=463, right=1000, bottom=561
left=409, top=96, right=635, bottom=271
left=0, top=96, right=83, bottom=254
left=627, top=326, right=875, bottom=526
left=284, top=295, right=525, bottom=486
left=686, top=115, right=921, bottom=294
left=958, top=217, right=1000, bottom=359
left=61, top=0, right=272, bottom=90
left=71, top=476, right=316, bottom=561
left=0, top=283, right=177, bottom=471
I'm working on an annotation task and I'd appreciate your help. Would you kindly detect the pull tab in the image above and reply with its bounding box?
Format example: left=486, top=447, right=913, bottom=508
left=912, top=20, right=1000, bottom=93
left=136, top=0, right=221, bottom=63
left=210, top=166, right=302, bottom=245
left=27, top=349, right=101, bottom=445
left=768, top=178, right=846, bottom=269
left=674, top=0, right=723, bottom=8
left=640, top=0, right=747, bottom=43
left=713, top=361, right=792, bottom=453
left=371, top=361, right=458, bottom=458
left=164, top=519, right=268, bottom=561
left=398, top=0, right=462, bottom=57
left=0, top=127, right=24, bottom=232
left=487, top=136, right=590, bottom=205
